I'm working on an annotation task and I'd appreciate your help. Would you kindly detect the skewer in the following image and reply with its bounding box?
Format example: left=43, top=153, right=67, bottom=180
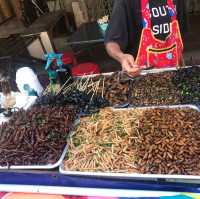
left=63, top=82, right=74, bottom=94
left=76, top=78, right=82, bottom=90
left=56, top=77, right=72, bottom=96
left=80, top=77, right=89, bottom=92
left=96, top=79, right=101, bottom=95
left=41, top=84, right=50, bottom=96
left=102, top=76, right=105, bottom=98
left=83, top=77, right=91, bottom=91
left=77, top=78, right=83, bottom=91
left=90, top=80, right=101, bottom=102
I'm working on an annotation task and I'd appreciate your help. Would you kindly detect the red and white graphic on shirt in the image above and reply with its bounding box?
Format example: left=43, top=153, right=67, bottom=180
left=135, top=0, right=183, bottom=68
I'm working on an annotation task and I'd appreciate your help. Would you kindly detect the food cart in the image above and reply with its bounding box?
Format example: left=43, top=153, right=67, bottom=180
left=0, top=66, right=200, bottom=198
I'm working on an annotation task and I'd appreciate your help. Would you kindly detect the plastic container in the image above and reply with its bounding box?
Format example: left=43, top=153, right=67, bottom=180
left=16, top=67, right=44, bottom=96
left=98, top=23, right=108, bottom=36
left=71, top=63, right=100, bottom=77
left=62, top=52, right=77, bottom=67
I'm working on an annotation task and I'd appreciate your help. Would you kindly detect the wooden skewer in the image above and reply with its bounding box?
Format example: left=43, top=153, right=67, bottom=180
left=63, top=82, right=75, bottom=94
left=82, top=77, right=90, bottom=91
left=78, top=78, right=85, bottom=91
left=96, top=79, right=101, bottom=95
left=90, top=80, right=100, bottom=102
left=41, top=84, right=50, bottom=96
left=56, top=77, right=72, bottom=96
left=101, top=76, right=105, bottom=98
left=80, top=77, right=89, bottom=92
left=76, top=78, right=82, bottom=90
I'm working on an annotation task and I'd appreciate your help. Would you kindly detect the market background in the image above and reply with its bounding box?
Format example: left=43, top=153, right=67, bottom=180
left=0, top=0, right=200, bottom=198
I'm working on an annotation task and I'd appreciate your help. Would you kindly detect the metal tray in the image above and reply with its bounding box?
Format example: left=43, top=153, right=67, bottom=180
left=74, top=66, right=200, bottom=78
left=75, top=71, right=131, bottom=109
left=130, top=66, right=200, bottom=107
left=73, top=72, right=115, bottom=79
left=0, top=117, right=80, bottom=170
left=140, top=65, right=199, bottom=75
left=140, top=67, right=179, bottom=75
left=0, top=145, right=68, bottom=170
left=114, top=104, right=200, bottom=112
left=59, top=105, right=200, bottom=180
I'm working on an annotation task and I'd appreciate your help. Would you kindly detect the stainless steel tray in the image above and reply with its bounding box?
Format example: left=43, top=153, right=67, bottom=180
left=0, top=118, right=80, bottom=170
left=130, top=66, right=200, bottom=108
left=127, top=105, right=200, bottom=114
left=75, top=71, right=131, bottom=109
left=0, top=145, right=68, bottom=170
left=114, top=104, right=200, bottom=112
left=74, top=72, right=116, bottom=79
left=59, top=105, right=200, bottom=180
left=74, top=66, right=200, bottom=78
left=140, top=65, right=198, bottom=75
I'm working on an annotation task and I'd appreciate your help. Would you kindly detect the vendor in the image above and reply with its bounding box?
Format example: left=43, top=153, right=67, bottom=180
left=105, top=0, right=187, bottom=75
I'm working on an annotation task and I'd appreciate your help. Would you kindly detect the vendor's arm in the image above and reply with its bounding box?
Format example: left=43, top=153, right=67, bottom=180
left=106, top=42, right=139, bottom=75
left=105, top=0, right=140, bottom=76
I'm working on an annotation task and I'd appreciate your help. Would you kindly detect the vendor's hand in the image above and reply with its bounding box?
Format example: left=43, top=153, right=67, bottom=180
left=119, top=54, right=140, bottom=77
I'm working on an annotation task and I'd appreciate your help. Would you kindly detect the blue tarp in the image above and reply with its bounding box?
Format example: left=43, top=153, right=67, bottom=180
left=0, top=172, right=199, bottom=193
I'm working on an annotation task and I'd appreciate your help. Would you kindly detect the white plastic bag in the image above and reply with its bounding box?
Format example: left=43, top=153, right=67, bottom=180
left=16, top=67, right=43, bottom=96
